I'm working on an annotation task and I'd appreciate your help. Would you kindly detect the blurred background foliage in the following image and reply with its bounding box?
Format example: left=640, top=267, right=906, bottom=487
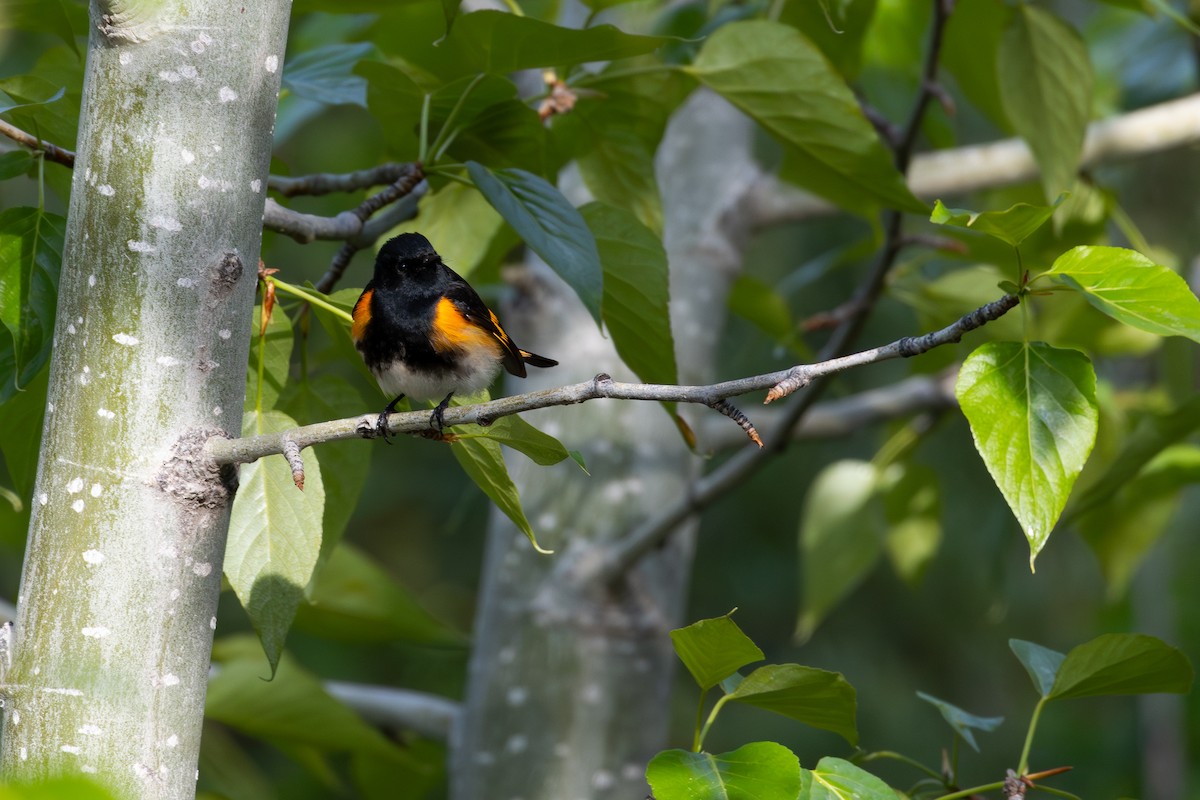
left=1, top=0, right=1199, bottom=798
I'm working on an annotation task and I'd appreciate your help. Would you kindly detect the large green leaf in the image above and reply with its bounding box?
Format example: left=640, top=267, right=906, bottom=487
left=997, top=5, right=1092, bottom=201
left=451, top=433, right=549, bottom=553
left=1039, top=246, right=1200, bottom=344
left=582, top=203, right=677, bottom=390
left=1049, top=633, right=1193, bottom=700
left=0, top=151, right=34, bottom=181
left=916, top=691, right=1003, bottom=753
left=357, top=61, right=424, bottom=156
left=941, top=0, right=1011, bottom=129
left=647, top=742, right=801, bottom=800
left=0, top=368, right=46, bottom=497
left=294, top=544, right=464, bottom=646
left=467, top=161, right=603, bottom=323
left=447, top=99, right=547, bottom=174
left=282, top=42, right=375, bottom=107
left=687, top=20, right=923, bottom=214
left=208, top=636, right=399, bottom=758
left=1009, top=639, right=1065, bottom=698
left=719, top=664, right=858, bottom=746
left=956, top=342, right=1098, bottom=568
left=800, top=757, right=894, bottom=800
left=461, top=413, right=570, bottom=467
left=669, top=611, right=764, bottom=691
left=227, top=410, right=325, bottom=676
left=0, top=208, right=65, bottom=402
left=797, top=460, right=883, bottom=641
left=930, top=195, right=1065, bottom=248
left=0, top=0, right=81, bottom=55
left=1080, top=444, right=1200, bottom=597
left=277, top=374, right=370, bottom=556
left=450, top=11, right=671, bottom=74
left=244, top=303, right=294, bottom=413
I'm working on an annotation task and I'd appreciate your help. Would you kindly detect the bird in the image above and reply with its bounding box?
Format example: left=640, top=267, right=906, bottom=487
left=351, top=232, right=557, bottom=440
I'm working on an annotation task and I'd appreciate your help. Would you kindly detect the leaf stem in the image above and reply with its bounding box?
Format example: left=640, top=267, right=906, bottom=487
left=419, top=93, right=432, bottom=163
left=691, top=687, right=709, bottom=752
left=933, top=781, right=1005, bottom=800
left=695, top=696, right=727, bottom=752
left=427, top=73, right=486, bottom=164
left=858, top=750, right=944, bottom=782
left=269, top=278, right=353, bottom=323
left=1017, top=697, right=1046, bottom=776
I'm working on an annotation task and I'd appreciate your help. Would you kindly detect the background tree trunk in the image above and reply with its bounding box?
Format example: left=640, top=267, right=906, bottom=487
left=451, top=91, right=763, bottom=799
left=0, top=3, right=290, bottom=797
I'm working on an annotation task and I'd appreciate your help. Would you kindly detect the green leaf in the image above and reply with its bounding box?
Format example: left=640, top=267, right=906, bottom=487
left=777, top=0, right=878, bottom=80
left=197, top=723, right=278, bottom=800
left=669, top=611, right=765, bottom=691
left=309, top=287, right=377, bottom=390
left=282, top=42, right=376, bottom=107
left=687, top=20, right=923, bottom=214
left=208, top=635, right=399, bottom=758
left=352, top=739, right=446, bottom=800
left=915, top=692, right=1003, bottom=753
left=797, top=460, right=883, bottom=641
left=0, top=208, right=64, bottom=401
left=0, top=0, right=81, bottom=55
left=1039, top=246, right=1200, bottom=344
left=1080, top=444, right=1200, bottom=597
left=880, top=462, right=942, bottom=585
left=956, top=342, right=1098, bottom=568
left=0, top=74, right=77, bottom=155
left=647, top=742, right=801, bottom=800
left=463, top=413, right=569, bottom=466
left=941, top=0, right=1012, bottom=130
left=294, top=544, right=465, bottom=646
left=245, top=303, right=294, bottom=413
left=447, top=99, right=547, bottom=174
left=930, top=194, right=1066, bottom=247
left=801, top=757, right=894, bottom=800
left=720, top=664, right=859, bottom=746
left=997, top=5, right=1092, bottom=201
left=357, top=60, right=424, bottom=156
left=0, top=776, right=119, bottom=800
left=226, top=410, right=325, bottom=676
left=0, top=151, right=33, bottom=181
left=728, top=275, right=794, bottom=345
left=467, top=161, right=603, bottom=323
left=555, top=70, right=691, bottom=235
left=1009, top=639, right=1065, bottom=698
left=451, top=433, right=550, bottom=553
left=277, top=374, right=371, bottom=556
left=0, top=368, right=46, bottom=496
left=582, top=202, right=678, bottom=390
left=1049, top=633, right=1194, bottom=700
left=451, top=11, right=671, bottom=74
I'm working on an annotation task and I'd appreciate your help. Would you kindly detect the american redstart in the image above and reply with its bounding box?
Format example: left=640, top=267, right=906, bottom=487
left=352, top=232, right=557, bottom=439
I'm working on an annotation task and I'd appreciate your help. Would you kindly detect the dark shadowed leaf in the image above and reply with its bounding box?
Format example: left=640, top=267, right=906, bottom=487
left=1010, top=639, right=1065, bottom=698
left=282, top=42, right=376, bottom=107
left=916, top=691, right=1003, bottom=752
left=1049, top=633, right=1193, bottom=700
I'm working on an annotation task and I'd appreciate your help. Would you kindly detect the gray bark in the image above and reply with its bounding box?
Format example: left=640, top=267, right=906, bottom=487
left=451, top=91, right=764, bottom=799
left=0, top=2, right=290, bottom=797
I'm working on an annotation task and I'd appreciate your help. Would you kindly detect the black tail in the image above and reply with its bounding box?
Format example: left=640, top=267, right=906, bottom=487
left=520, top=350, right=557, bottom=368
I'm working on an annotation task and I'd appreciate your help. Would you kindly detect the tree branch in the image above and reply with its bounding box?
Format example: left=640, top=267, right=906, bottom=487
left=746, top=92, right=1200, bottom=227
left=323, top=680, right=460, bottom=741
left=267, top=163, right=415, bottom=197
left=202, top=294, right=1017, bottom=467
left=0, top=119, right=75, bottom=167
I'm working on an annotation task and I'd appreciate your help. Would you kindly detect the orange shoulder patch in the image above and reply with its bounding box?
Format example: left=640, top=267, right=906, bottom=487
left=351, top=288, right=373, bottom=342
left=431, top=297, right=503, bottom=355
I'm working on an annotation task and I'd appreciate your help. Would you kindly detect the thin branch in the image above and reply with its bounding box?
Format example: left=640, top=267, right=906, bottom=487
left=746, top=92, right=1200, bottom=227
left=896, top=0, right=953, bottom=172
left=202, top=294, right=1017, bottom=467
left=698, top=371, right=957, bottom=449
left=322, top=680, right=460, bottom=741
left=0, top=119, right=74, bottom=167
left=267, top=163, right=415, bottom=197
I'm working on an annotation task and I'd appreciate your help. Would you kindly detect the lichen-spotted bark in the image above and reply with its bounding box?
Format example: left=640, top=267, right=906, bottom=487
left=0, top=2, right=291, bottom=796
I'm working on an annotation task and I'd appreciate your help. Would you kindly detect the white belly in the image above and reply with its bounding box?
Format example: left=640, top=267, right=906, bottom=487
left=371, top=350, right=504, bottom=402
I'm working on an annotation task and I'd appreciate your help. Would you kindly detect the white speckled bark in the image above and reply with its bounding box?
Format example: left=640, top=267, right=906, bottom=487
left=0, top=3, right=290, bottom=796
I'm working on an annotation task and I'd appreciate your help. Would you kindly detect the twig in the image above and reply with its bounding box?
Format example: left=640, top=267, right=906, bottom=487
left=267, top=163, right=415, bottom=197
left=203, top=294, right=1017, bottom=467
left=896, top=0, right=953, bottom=172
left=323, top=680, right=460, bottom=741
left=0, top=119, right=74, bottom=167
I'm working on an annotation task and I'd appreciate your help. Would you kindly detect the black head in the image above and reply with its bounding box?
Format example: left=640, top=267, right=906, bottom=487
left=376, top=232, right=439, bottom=267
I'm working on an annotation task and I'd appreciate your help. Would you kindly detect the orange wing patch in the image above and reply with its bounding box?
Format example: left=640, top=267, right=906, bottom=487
left=431, top=297, right=504, bottom=356
left=351, top=288, right=373, bottom=343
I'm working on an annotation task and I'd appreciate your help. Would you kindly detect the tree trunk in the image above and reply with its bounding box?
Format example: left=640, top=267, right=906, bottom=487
left=0, top=2, right=290, bottom=797
left=452, top=91, right=763, bottom=799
